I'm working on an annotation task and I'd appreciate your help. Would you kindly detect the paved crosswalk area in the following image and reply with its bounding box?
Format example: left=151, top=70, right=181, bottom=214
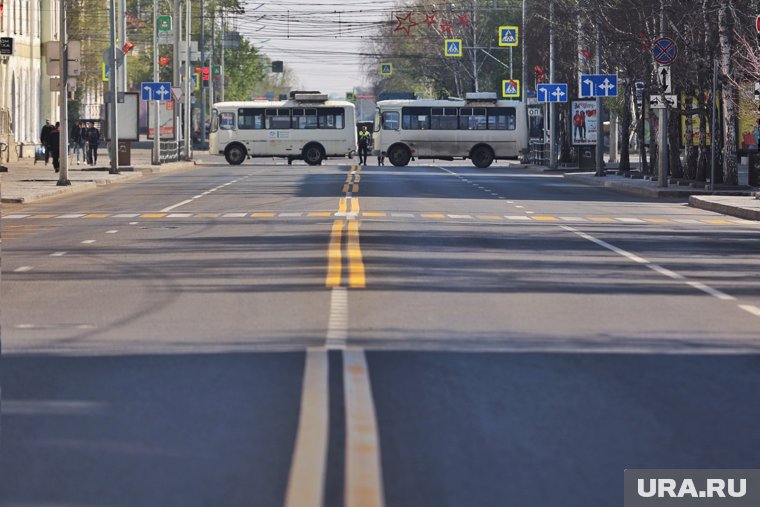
left=2, top=211, right=757, bottom=226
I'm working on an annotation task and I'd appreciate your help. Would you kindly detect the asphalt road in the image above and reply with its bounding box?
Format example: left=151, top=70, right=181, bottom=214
left=2, top=158, right=760, bottom=506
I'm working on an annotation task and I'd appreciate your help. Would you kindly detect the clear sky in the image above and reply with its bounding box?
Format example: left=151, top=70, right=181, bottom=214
left=236, top=0, right=397, bottom=97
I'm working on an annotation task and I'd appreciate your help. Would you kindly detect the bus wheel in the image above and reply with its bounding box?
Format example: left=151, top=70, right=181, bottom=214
left=225, top=143, right=247, bottom=165
left=388, top=145, right=411, bottom=166
left=303, top=144, right=325, bottom=166
left=471, top=145, right=494, bottom=168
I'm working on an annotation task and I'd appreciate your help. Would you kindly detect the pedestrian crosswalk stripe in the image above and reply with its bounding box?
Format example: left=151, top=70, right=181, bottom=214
left=3, top=212, right=758, bottom=226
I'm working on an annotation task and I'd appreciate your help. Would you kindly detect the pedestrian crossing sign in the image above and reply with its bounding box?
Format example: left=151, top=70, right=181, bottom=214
left=499, top=26, right=519, bottom=47
left=502, top=79, right=520, bottom=98
left=444, top=39, right=463, bottom=57
left=380, top=63, right=393, bottom=76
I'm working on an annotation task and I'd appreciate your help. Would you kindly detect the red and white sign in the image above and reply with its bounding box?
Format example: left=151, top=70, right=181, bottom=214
left=756, top=15, right=760, bottom=34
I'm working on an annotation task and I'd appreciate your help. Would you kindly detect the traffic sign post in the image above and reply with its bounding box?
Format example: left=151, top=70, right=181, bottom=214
left=579, top=74, right=618, bottom=97
left=536, top=83, right=568, bottom=103
left=652, top=36, right=678, bottom=65
left=502, top=79, right=520, bottom=98
left=444, top=39, right=462, bottom=57
left=656, top=65, right=672, bottom=93
left=498, top=26, right=518, bottom=47
left=141, top=81, right=172, bottom=101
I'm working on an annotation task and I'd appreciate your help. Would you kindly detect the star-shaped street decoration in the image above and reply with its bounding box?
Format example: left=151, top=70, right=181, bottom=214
left=423, top=14, right=437, bottom=28
left=457, top=14, right=470, bottom=27
left=394, top=12, right=418, bottom=35
left=440, top=19, right=453, bottom=34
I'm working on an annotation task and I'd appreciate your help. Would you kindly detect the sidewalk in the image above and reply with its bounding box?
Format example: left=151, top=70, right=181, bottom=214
left=518, top=160, right=760, bottom=222
left=1, top=145, right=204, bottom=204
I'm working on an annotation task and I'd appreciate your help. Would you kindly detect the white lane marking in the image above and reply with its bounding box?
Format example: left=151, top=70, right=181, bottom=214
left=326, top=287, right=348, bottom=350
left=560, top=217, right=587, bottom=222
left=515, top=205, right=524, bottom=209
left=562, top=226, right=648, bottom=264
left=561, top=226, right=743, bottom=305
left=505, top=215, right=531, bottom=221
left=284, top=347, right=330, bottom=507
left=647, top=264, right=685, bottom=280
left=344, top=348, right=386, bottom=507
left=448, top=214, right=473, bottom=219
left=615, top=218, right=646, bottom=223
left=167, top=213, right=193, bottom=218
left=673, top=218, right=702, bottom=224
left=129, top=221, right=140, bottom=225
left=114, top=214, right=140, bottom=218
left=14, top=266, right=34, bottom=272
left=686, top=281, right=736, bottom=301
left=161, top=199, right=194, bottom=212
left=739, top=305, right=760, bottom=317
left=192, top=194, right=203, bottom=198
left=525, top=211, right=535, bottom=214
left=81, top=240, right=96, bottom=244
left=58, top=214, right=85, bottom=218
left=3, top=214, right=30, bottom=219
left=222, top=213, right=247, bottom=218
left=391, top=213, right=414, bottom=218
left=106, top=230, right=118, bottom=234
left=50, top=252, right=67, bottom=257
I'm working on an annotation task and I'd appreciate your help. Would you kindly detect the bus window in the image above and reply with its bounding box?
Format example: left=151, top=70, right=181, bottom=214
left=239, top=108, right=264, bottom=129
left=266, top=108, right=291, bottom=129
left=318, top=108, right=345, bottom=129
left=402, top=107, right=430, bottom=130
left=487, top=107, right=516, bottom=130
left=210, top=109, right=219, bottom=132
left=219, top=112, right=235, bottom=130
left=431, top=107, right=458, bottom=130
left=382, top=111, right=399, bottom=130
left=292, top=108, right=318, bottom=129
left=460, top=108, right=487, bottom=130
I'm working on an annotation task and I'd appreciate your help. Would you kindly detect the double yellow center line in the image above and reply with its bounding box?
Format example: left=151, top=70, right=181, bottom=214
left=326, top=166, right=366, bottom=288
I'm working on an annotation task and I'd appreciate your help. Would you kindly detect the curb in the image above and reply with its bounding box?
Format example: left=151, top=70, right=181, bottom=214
left=689, top=196, right=760, bottom=221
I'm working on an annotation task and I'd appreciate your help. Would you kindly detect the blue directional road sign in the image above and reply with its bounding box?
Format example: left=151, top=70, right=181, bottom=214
left=580, top=74, right=618, bottom=97
left=141, top=81, right=172, bottom=101
left=537, top=83, right=568, bottom=103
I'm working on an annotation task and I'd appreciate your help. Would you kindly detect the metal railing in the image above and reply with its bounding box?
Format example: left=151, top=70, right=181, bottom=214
left=528, top=140, right=549, bottom=166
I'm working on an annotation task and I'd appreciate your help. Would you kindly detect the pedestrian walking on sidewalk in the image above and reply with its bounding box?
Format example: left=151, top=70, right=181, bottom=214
left=49, top=122, right=61, bottom=172
left=85, top=121, right=100, bottom=165
left=70, top=121, right=86, bottom=165
left=40, top=119, right=54, bottom=165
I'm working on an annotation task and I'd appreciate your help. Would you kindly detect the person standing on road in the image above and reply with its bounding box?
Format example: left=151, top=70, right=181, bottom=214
left=358, top=125, right=371, bottom=165
left=85, top=121, right=100, bottom=165
left=49, top=122, right=61, bottom=173
left=70, top=121, right=86, bottom=165
left=40, top=119, right=54, bottom=165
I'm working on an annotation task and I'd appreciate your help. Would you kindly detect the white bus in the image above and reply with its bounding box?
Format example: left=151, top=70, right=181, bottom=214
left=209, top=92, right=357, bottom=166
left=373, top=92, right=529, bottom=168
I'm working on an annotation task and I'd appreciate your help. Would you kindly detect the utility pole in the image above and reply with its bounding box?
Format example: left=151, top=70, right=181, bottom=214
left=657, top=0, right=668, bottom=187
left=220, top=10, right=224, bottom=102
left=109, top=0, right=119, bottom=174
left=549, top=0, right=556, bottom=169
left=184, top=0, right=192, bottom=160
left=595, top=14, right=604, bottom=176
left=209, top=9, right=215, bottom=119
left=521, top=0, right=526, bottom=102
left=152, top=0, right=160, bottom=164
left=199, top=0, right=206, bottom=146
left=58, top=0, right=70, bottom=186
left=173, top=0, right=181, bottom=160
